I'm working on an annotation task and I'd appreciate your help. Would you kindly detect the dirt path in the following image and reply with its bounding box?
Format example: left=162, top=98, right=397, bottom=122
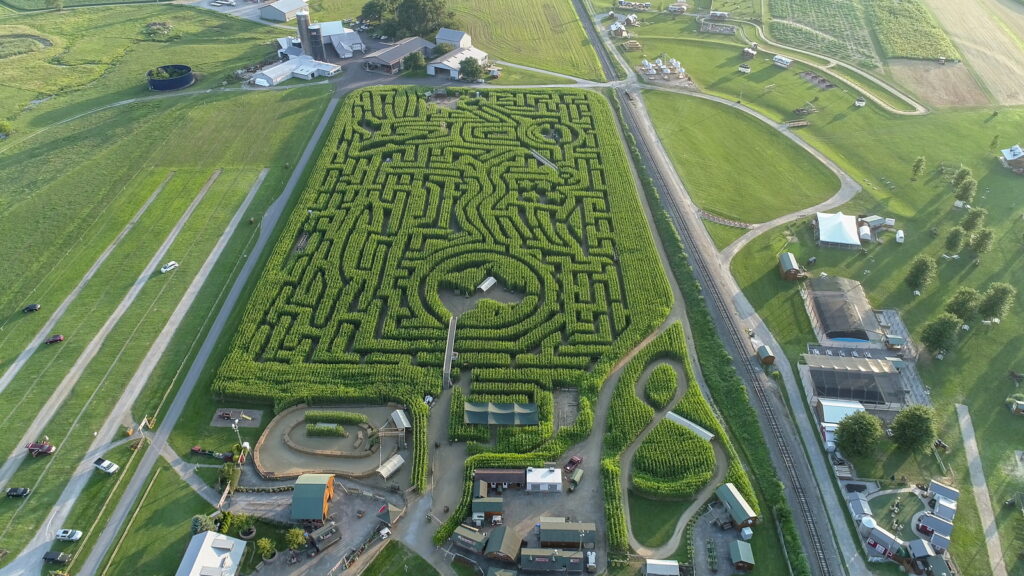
left=0, top=170, right=219, bottom=492
left=956, top=404, right=1008, bottom=576
left=0, top=172, right=173, bottom=395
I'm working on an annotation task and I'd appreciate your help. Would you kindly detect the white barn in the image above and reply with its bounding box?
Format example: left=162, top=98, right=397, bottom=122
left=525, top=467, right=562, bottom=492
left=175, top=531, right=246, bottom=576
left=427, top=46, right=489, bottom=79
left=260, top=0, right=307, bottom=22
left=319, top=21, right=365, bottom=58
left=252, top=55, right=340, bottom=87
left=436, top=27, right=472, bottom=48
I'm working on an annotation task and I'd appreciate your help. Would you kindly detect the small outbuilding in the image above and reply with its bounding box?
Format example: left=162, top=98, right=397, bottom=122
left=376, top=503, right=403, bottom=526
left=291, top=474, right=334, bottom=522
left=756, top=344, right=775, bottom=366
left=484, top=525, right=521, bottom=563
left=376, top=454, right=406, bottom=480
left=526, top=467, right=563, bottom=492
left=1001, top=144, right=1024, bottom=169
left=815, top=212, right=861, bottom=249
left=453, top=524, right=489, bottom=553
left=478, top=277, right=497, bottom=292
left=715, top=483, right=758, bottom=528
left=520, top=548, right=585, bottom=573
left=772, top=54, right=792, bottom=68
left=778, top=251, right=803, bottom=280
left=917, top=514, right=953, bottom=538
left=309, top=522, right=341, bottom=551
left=175, top=531, right=246, bottom=576
left=390, top=409, right=411, bottom=430
left=861, top=215, right=885, bottom=229
left=729, top=540, right=755, bottom=570
left=436, top=27, right=472, bottom=48
left=858, top=225, right=872, bottom=242
left=259, top=0, right=307, bottom=22
left=907, top=538, right=936, bottom=560
left=928, top=480, right=960, bottom=502
left=539, top=521, right=596, bottom=549
left=644, top=559, right=681, bottom=575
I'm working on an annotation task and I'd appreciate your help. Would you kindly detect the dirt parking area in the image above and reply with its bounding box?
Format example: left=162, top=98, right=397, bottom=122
left=887, top=59, right=988, bottom=107
left=918, top=0, right=1024, bottom=104
left=552, top=389, right=580, bottom=432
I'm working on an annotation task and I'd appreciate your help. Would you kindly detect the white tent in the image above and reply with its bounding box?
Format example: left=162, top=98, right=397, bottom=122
left=377, top=454, right=405, bottom=479
left=817, top=212, right=861, bottom=248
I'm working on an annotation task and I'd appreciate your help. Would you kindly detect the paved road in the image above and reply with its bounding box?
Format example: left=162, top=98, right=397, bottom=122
left=69, top=96, right=339, bottom=576
left=956, top=404, right=1007, bottom=576
left=0, top=170, right=219, bottom=493
left=0, top=173, right=173, bottom=395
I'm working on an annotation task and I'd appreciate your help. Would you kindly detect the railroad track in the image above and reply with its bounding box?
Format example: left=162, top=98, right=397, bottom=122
left=616, top=88, right=833, bottom=576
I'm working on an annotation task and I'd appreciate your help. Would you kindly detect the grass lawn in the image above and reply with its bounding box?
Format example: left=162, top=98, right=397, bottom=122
left=362, top=540, right=441, bottom=576
left=627, top=490, right=687, bottom=548
left=451, top=558, right=481, bottom=576
left=446, top=0, right=605, bottom=82
left=488, top=66, right=576, bottom=85
left=643, top=90, right=839, bottom=223
left=703, top=220, right=749, bottom=250
left=869, top=492, right=926, bottom=542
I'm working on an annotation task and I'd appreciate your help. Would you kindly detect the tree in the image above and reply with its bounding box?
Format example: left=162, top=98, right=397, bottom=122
left=971, top=227, right=994, bottom=255
left=944, top=287, right=981, bottom=321
left=978, top=282, right=1017, bottom=319
left=835, top=411, right=884, bottom=458
left=905, top=256, right=937, bottom=290
left=403, top=51, right=425, bottom=70
left=990, top=134, right=1000, bottom=150
left=890, top=405, right=937, bottom=453
left=912, top=156, right=926, bottom=179
left=433, top=42, right=454, bottom=57
left=961, top=207, right=987, bottom=232
left=360, top=0, right=400, bottom=22
left=256, top=537, right=276, bottom=559
left=951, top=167, right=972, bottom=189
left=459, top=57, right=483, bottom=81
left=0, top=121, right=12, bottom=137
left=945, top=226, right=966, bottom=253
left=285, top=527, right=308, bottom=550
left=955, top=178, right=977, bottom=203
left=920, top=312, right=961, bottom=352
left=191, top=514, right=216, bottom=534
left=392, top=0, right=456, bottom=37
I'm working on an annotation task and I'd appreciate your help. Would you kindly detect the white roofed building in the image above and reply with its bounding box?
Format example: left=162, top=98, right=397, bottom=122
left=175, top=531, right=246, bottom=576
left=251, top=55, right=339, bottom=87
left=427, top=46, right=489, bottom=79
left=1001, top=144, right=1024, bottom=169
left=816, top=212, right=861, bottom=248
left=525, top=467, right=562, bottom=492
left=817, top=398, right=865, bottom=424
left=260, top=0, right=307, bottom=22
left=436, top=27, right=472, bottom=48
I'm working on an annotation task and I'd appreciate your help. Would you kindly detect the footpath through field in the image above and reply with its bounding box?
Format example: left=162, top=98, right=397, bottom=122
left=956, top=404, right=1007, bottom=576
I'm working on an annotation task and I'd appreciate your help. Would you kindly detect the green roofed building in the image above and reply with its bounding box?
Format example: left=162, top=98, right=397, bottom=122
left=715, top=483, right=758, bottom=528
left=520, top=548, right=585, bottom=573
left=452, top=524, right=489, bottom=553
left=729, top=540, right=755, bottom=570
left=464, top=402, right=538, bottom=426
left=473, top=497, right=504, bottom=517
left=538, top=521, right=596, bottom=549
left=484, top=525, right=521, bottom=563
left=291, top=474, right=335, bottom=521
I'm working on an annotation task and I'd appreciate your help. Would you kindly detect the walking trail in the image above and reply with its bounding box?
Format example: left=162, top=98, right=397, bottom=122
left=956, top=404, right=1007, bottom=576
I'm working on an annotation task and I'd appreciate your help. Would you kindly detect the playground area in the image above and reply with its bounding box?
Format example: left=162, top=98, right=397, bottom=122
left=253, top=405, right=412, bottom=487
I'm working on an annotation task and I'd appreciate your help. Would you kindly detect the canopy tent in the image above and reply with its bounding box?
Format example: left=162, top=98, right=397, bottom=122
left=816, top=212, right=861, bottom=248
left=377, top=454, right=406, bottom=479
left=464, top=402, right=538, bottom=426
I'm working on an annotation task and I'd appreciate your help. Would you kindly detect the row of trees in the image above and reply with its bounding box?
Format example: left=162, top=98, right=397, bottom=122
left=836, top=405, right=937, bottom=457
left=361, top=0, right=456, bottom=39
left=920, top=282, right=1017, bottom=351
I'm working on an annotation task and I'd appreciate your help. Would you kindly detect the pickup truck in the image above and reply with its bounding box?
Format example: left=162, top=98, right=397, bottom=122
left=94, top=457, right=120, bottom=474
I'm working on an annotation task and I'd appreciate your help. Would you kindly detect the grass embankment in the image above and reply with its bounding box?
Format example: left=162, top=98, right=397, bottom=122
left=643, top=90, right=838, bottom=223
left=703, top=221, right=748, bottom=250
left=363, top=541, right=441, bottom=576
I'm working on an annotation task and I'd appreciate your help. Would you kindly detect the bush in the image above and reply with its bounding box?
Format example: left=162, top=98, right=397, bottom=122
left=304, top=410, right=368, bottom=425
left=191, top=514, right=215, bottom=534
left=285, top=527, right=308, bottom=550
left=644, top=364, right=678, bottom=409
left=218, top=511, right=234, bottom=534
left=306, top=423, right=349, bottom=437
left=257, top=537, right=276, bottom=559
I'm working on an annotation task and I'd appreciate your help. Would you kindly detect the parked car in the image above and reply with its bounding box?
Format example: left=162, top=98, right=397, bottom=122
left=55, top=529, right=83, bottom=542
left=43, top=551, right=72, bottom=565
left=160, top=261, right=179, bottom=274
left=564, top=455, right=583, bottom=472
left=23, top=304, right=41, bottom=313
left=6, top=487, right=31, bottom=498
left=45, top=334, right=65, bottom=344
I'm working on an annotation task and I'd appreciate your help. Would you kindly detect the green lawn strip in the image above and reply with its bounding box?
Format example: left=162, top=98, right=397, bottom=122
left=306, top=0, right=363, bottom=20
left=627, top=489, right=688, bottom=548
left=445, top=0, right=605, bottom=82
left=703, top=220, right=748, bottom=250
left=642, top=90, right=838, bottom=223
left=487, top=66, right=576, bottom=85
left=363, top=540, right=441, bottom=576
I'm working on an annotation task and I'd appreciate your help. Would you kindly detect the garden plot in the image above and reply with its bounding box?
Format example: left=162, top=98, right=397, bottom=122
left=766, top=0, right=879, bottom=65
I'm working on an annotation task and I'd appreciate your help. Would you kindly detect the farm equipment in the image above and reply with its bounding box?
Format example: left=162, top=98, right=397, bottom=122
left=26, top=441, right=56, bottom=457
left=191, top=446, right=234, bottom=462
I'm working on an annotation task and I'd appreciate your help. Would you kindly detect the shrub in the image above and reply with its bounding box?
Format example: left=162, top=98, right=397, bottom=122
left=285, top=527, right=308, bottom=550
left=304, top=410, right=369, bottom=425
left=257, top=537, right=276, bottom=559
left=191, top=514, right=215, bottom=534
left=306, top=423, right=349, bottom=437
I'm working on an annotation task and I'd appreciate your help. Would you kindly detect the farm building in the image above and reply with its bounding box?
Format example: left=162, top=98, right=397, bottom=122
left=930, top=533, right=950, bottom=553
left=175, top=531, right=246, bottom=576
left=291, top=473, right=334, bottom=521
left=772, top=54, right=792, bottom=68
left=729, top=540, right=755, bottom=570
left=520, top=548, right=586, bottom=573
left=484, top=525, right=522, bottom=563
left=526, top=467, right=563, bottom=492
left=363, top=37, right=436, bottom=74
left=1001, top=144, right=1024, bottom=170
left=475, top=469, right=526, bottom=489
left=667, top=2, right=687, bottom=12
left=715, top=483, right=758, bottom=528
left=308, top=522, right=341, bottom=552
left=934, top=497, right=957, bottom=522
left=427, top=46, right=489, bottom=79
left=847, top=492, right=872, bottom=521
left=644, top=559, right=681, bottom=575
left=287, top=20, right=365, bottom=59
left=464, top=402, right=538, bottom=426
left=390, top=409, right=411, bottom=430
left=539, top=521, right=596, bottom=549
left=861, top=215, right=885, bottom=229
left=803, top=275, right=881, bottom=342
left=859, top=225, right=872, bottom=242
left=472, top=497, right=504, bottom=518
left=756, top=343, right=775, bottom=365
left=815, top=212, right=861, bottom=249
left=251, top=56, right=339, bottom=87
left=376, top=453, right=405, bottom=479
left=865, top=524, right=905, bottom=558
left=259, top=0, right=307, bottom=22
left=453, top=524, right=489, bottom=553
left=817, top=398, right=865, bottom=424
left=907, top=538, right=936, bottom=560
left=802, top=354, right=904, bottom=408
left=610, top=21, right=629, bottom=37
left=778, top=251, right=803, bottom=280
left=436, top=27, right=472, bottom=48
left=928, top=480, right=960, bottom=503
left=917, top=514, right=953, bottom=539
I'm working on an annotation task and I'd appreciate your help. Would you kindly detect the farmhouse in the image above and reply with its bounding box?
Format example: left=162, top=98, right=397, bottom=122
left=291, top=473, right=334, bottom=522
left=715, top=483, right=758, bottom=528
left=526, top=467, right=563, bottom=492
left=427, top=46, right=490, bottom=79
left=464, top=402, right=538, bottom=426
left=175, top=531, right=246, bottom=576
left=802, top=354, right=904, bottom=408
left=539, top=521, right=596, bottom=548
left=803, top=275, right=881, bottom=342
left=520, top=548, right=586, bottom=573
left=815, top=212, right=861, bottom=249
left=453, top=524, right=489, bottom=553
left=259, top=0, right=307, bottom=22
left=436, top=27, right=472, bottom=48
left=363, top=37, right=436, bottom=74
left=484, top=525, right=522, bottom=563
left=475, top=469, right=526, bottom=489
left=251, top=56, right=339, bottom=87
left=729, top=540, right=755, bottom=570
left=644, top=559, right=681, bottom=575
left=1001, top=144, right=1024, bottom=170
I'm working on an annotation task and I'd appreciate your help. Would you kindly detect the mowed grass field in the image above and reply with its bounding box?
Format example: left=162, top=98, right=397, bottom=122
left=642, top=90, right=839, bottom=223
left=362, top=541, right=441, bottom=576
left=447, top=0, right=604, bottom=81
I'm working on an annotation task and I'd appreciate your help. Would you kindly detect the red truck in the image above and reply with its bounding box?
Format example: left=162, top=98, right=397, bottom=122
left=26, top=442, right=56, bottom=457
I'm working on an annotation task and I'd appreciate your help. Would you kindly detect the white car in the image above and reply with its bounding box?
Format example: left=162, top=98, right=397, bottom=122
left=160, top=261, right=179, bottom=274
left=55, top=529, right=83, bottom=542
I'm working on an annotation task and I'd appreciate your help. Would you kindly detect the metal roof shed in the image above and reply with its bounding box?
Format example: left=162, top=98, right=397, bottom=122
left=818, top=398, right=865, bottom=424
left=478, top=276, right=497, bottom=292
left=715, top=483, right=758, bottom=527
left=291, top=474, right=334, bottom=521
left=376, top=454, right=405, bottom=480
left=728, top=540, right=755, bottom=569
left=928, top=480, right=960, bottom=502
left=484, top=525, right=521, bottom=563
left=391, top=409, right=411, bottom=430
left=644, top=559, right=680, bottom=575
left=452, top=525, right=489, bottom=553
left=175, top=531, right=247, bottom=576
left=664, top=412, right=714, bottom=441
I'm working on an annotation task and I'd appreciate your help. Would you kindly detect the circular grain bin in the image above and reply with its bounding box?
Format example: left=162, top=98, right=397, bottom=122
left=147, top=65, right=195, bottom=91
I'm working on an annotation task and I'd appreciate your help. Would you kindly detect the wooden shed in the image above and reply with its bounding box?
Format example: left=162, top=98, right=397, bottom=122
left=756, top=344, right=775, bottom=366
left=778, top=252, right=804, bottom=280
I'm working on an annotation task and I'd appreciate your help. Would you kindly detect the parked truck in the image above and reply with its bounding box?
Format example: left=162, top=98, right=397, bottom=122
left=93, top=457, right=120, bottom=474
